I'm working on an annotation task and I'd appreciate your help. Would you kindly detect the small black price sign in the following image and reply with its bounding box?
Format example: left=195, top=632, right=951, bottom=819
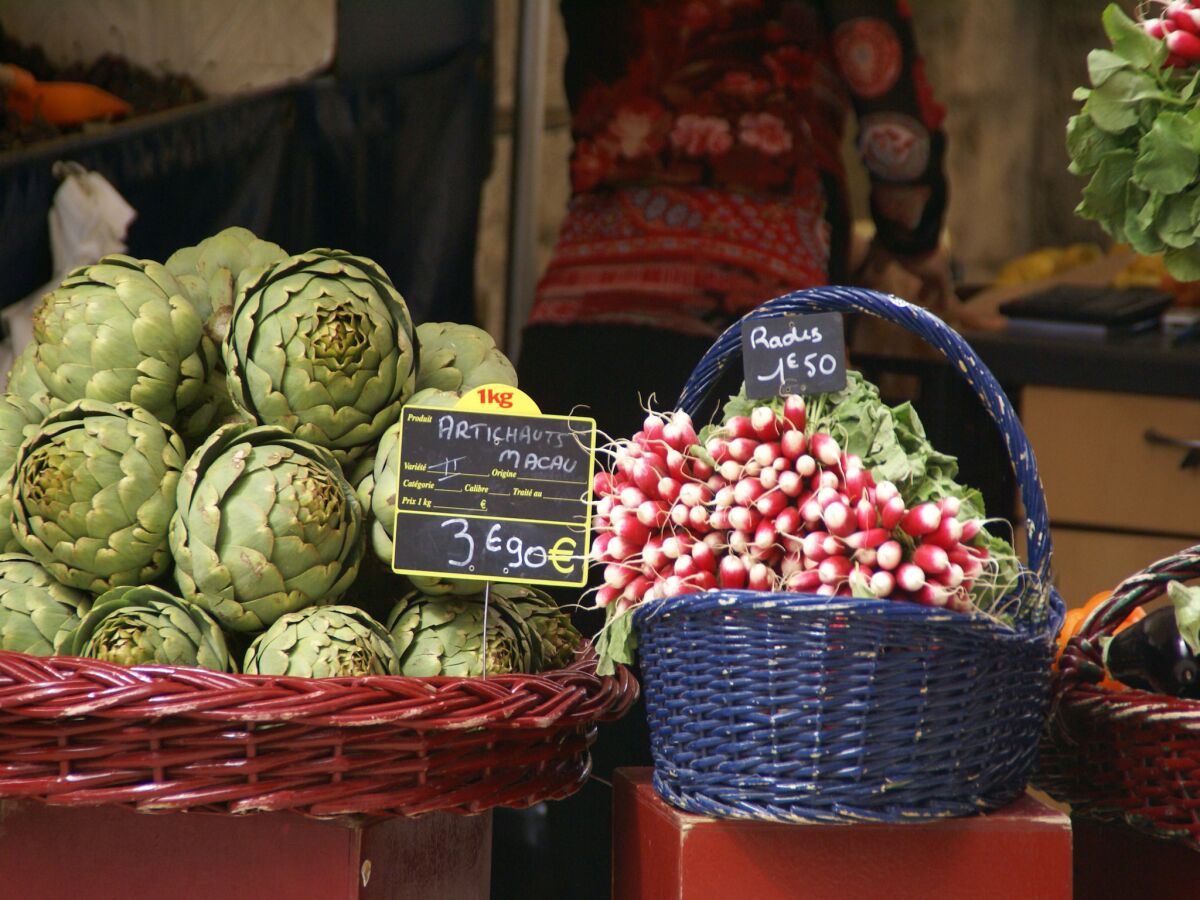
left=390, top=387, right=596, bottom=587
left=741, top=312, right=847, bottom=399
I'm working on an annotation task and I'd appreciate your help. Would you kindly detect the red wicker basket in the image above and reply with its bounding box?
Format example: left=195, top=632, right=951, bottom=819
left=1037, top=545, right=1200, bottom=848
left=0, top=643, right=636, bottom=819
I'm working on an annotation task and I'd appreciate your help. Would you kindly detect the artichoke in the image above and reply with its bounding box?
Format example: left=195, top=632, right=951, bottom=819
left=492, top=584, right=582, bottom=670
left=0, top=553, right=92, bottom=655
left=29, top=255, right=214, bottom=425
left=414, top=322, right=517, bottom=394
left=166, top=226, right=288, bottom=343
left=61, top=584, right=233, bottom=671
left=0, top=393, right=47, bottom=552
left=10, top=400, right=186, bottom=593
left=386, top=591, right=537, bottom=676
left=170, top=423, right=364, bottom=632
left=6, top=345, right=56, bottom=416
left=222, top=249, right=417, bottom=463
left=243, top=605, right=399, bottom=677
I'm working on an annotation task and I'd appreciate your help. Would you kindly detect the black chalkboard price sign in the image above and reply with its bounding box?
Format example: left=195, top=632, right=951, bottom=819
left=741, top=312, right=847, bottom=399
left=390, top=386, right=596, bottom=587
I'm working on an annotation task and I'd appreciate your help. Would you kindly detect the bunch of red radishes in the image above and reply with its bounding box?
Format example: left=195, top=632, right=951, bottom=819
left=1144, top=1, right=1200, bottom=66
left=592, top=396, right=992, bottom=616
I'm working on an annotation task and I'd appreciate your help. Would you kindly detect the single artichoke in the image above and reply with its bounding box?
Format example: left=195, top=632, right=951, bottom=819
left=0, top=553, right=92, bottom=655
left=386, top=591, right=537, bottom=676
left=6, top=345, right=56, bottom=416
left=166, top=226, right=288, bottom=343
left=243, top=605, right=399, bottom=677
left=0, top=393, right=47, bottom=552
left=170, top=423, right=364, bottom=632
left=10, top=400, right=186, bottom=593
left=492, top=584, right=582, bottom=670
left=414, top=322, right=517, bottom=394
left=223, top=249, right=417, bottom=463
left=61, top=584, right=233, bottom=671
left=29, top=255, right=214, bottom=425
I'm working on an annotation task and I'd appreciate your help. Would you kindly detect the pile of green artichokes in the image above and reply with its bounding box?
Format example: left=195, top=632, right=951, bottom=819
left=0, top=227, right=579, bottom=678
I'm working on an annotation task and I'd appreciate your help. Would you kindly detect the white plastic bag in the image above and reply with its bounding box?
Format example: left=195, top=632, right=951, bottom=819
left=0, top=163, right=136, bottom=389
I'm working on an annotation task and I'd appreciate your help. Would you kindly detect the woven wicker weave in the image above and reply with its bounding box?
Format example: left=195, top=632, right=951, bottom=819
left=0, top=644, right=637, bottom=818
left=632, top=286, right=1064, bottom=824
left=1039, top=545, right=1200, bottom=848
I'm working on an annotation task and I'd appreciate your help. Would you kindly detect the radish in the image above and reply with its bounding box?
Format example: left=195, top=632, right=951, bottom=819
left=729, top=506, right=762, bottom=533
left=706, top=437, right=730, bottom=464
left=626, top=575, right=651, bottom=602
left=810, top=432, right=841, bottom=467
left=843, top=468, right=870, bottom=501
left=896, top=563, right=926, bottom=592
left=662, top=411, right=696, bottom=450
left=779, top=470, right=803, bottom=497
left=900, top=503, right=941, bottom=537
left=728, top=530, right=751, bottom=555
left=1168, top=27, right=1200, bottom=59
left=819, top=555, right=852, bottom=584
left=960, top=519, right=982, bottom=541
left=614, top=516, right=650, bottom=546
left=674, top=554, right=699, bottom=579
left=593, top=471, right=613, bottom=497
left=938, top=496, right=961, bottom=518
left=688, top=505, right=712, bottom=532
left=728, top=438, right=757, bottom=464
left=855, top=498, right=877, bottom=530
left=926, top=516, right=963, bottom=549
left=719, top=555, right=747, bottom=589
left=870, top=570, right=895, bottom=597
left=773, top=456, right=789, bottom=472
left=692, top=571, right=717, bottom=591
left=879, top=495, right=906, bottom=530
left=747, top=562, right=772, bottom=591
left=643, top=537, right=666, bottom=571
left=816, top=470, right=841, bottom=491
left=665, top=447, right=687, bottom=478
left=1145, top=16, right=1167, bottom=39
left=714, top=485, right=736, bottom=508
left=821, top=534, right=844, bottom=558
left=691, top=540, right=716, bottom=572
left=775, top=506, right=802, bottom=536
left=679, top=482, right=711, bottom=508
left=670, top=503, right=690, bottom=528
left=759, top=466, right=778, bottom=491
left=618, top=485, right=646, bottom=510
left=795, top=454, right=817, bottom=477
left=855, top=548, right=877, bottom=567
left=596, top=496, right=614, bottom=519
left=780, top=429, right=807, bottom=459
left=874, top=481, right=899, bottom=504
left=912, top=583, right=951, bottom=608
left=662, top=534, right=693, bottom=560
left=604, top=563, right=638, bottom=589
left=802, top=531, right=829, bottom=561
left=783, top=394, right=806, bottom=430
left=632, top=460, right=661, bottom=498
left=754, top=520, right=777, bottom=551
left=781, top=552, right=805, bottom=578
left=846, top=528, right=889, bottom=550
left=816, top=584, right=836, bottom=597
left=708, top=507, right=732, bottom=531
left=876, top=540, right=902, bottom=571
left=801, top=498, right=823, bottom=524
left=596, top=585, right=620, bottom=607
left=756, top=490, right=787, bottom=519
left=725, top=415, right=754, bottom=439
left=823, top=501, right=855, bottom=537
left=718, top=460, right=742, bottom=482
left=944, top=563, right=965, bottom=589
left=642, top=413, right=666, bottom=442
left=815, top=486, right=841, bottom=508
left=787, top=570, right=822, bottom=592
left=750, top=406, right=782, bottom=441
left=607, top=535, right=639, bottom=561
left=658, top=477, right=681, bottom=504
left=592, top=531, right=614, bottom=560
left=690, top=457, right=714, bottom=480
left=753, top=441, right=780, bottom=468
left=913, top=543, right=950, bottom=576
left=743, top=460, right=763, bottom=479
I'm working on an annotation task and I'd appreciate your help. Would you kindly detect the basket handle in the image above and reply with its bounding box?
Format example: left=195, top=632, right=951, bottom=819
left=676, top=285, right=1052, bottom=587
left=1058, top=544, right=1200, bottom=687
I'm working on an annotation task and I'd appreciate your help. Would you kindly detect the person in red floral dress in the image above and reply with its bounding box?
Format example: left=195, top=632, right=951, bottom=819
left=497, top=2, right=951, bottom=897
left=518, top=0, right=950, bottom=442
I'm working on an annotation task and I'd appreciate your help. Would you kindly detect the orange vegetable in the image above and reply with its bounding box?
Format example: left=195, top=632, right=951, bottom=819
left=1054, top=590, right=1146, bottom=682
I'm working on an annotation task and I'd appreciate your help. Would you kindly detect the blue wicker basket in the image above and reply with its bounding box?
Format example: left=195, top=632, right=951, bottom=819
left=631, top=286, right=1066, bottom=824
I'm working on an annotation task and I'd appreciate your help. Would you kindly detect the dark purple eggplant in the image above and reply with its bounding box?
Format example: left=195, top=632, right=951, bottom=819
left=1103, top=582, right=1200, bottom=698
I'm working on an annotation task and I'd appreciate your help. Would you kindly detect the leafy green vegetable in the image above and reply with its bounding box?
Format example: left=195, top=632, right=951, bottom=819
left=1169, top=581, right=1200, bottom=657
left=1069, top=3, right=1200, bottom=278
